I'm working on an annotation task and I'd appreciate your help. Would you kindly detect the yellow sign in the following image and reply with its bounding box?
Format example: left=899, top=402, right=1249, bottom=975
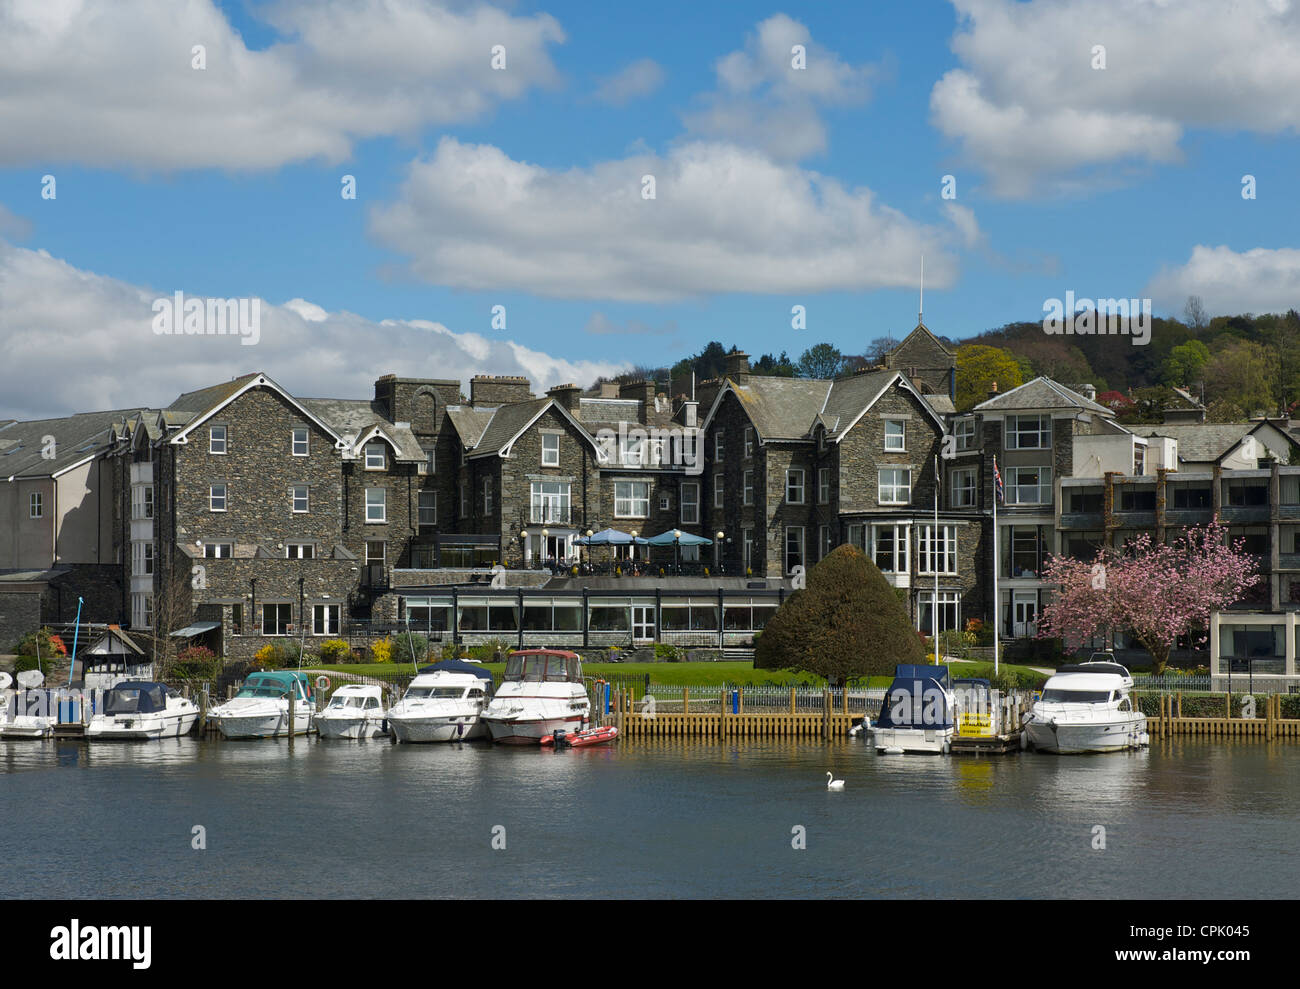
left=958, top=713, right=994, bottom=737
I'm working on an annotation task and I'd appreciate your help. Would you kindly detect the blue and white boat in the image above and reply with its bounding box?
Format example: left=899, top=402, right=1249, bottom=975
left=870, top=664, right=957, bottom=754
left=86, top=681, right=199, bottom=740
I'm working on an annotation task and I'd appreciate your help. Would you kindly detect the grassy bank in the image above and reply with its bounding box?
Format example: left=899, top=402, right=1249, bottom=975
left=310, top=659, right=1048, bottom=688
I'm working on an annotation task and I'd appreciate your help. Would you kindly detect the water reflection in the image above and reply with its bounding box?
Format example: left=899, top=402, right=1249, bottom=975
left=3, top=736, right=1299, bottom=898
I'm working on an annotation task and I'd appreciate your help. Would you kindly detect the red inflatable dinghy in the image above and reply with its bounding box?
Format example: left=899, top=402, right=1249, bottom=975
left=540, top=725, right=619, bottom=747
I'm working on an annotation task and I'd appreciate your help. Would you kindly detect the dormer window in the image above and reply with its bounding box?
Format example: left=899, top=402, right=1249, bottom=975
left=365, top=442, right=386, bottom=470
left=209, top=425, right=227, bottom=454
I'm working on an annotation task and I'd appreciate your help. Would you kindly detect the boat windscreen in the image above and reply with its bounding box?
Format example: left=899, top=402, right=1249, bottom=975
left=504, top=654, right=525, bottom=681
left=103, top=685, right=166, bottom=714
left=1041, top=688, right=1112, bottom=703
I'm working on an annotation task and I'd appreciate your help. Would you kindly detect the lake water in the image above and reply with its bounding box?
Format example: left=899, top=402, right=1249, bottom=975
left=2, top=736, right=1297, bottom=898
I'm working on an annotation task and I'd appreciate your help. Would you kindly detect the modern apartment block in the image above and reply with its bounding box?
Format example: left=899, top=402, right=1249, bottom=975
left=4, top=324, right=1300, bottom=664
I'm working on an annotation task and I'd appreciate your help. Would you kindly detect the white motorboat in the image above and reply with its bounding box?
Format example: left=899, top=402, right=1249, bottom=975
left=86, top=681, right=199, bottom=740
left=870, top=664, right=958, bottom=754
left=1024, top=661, right=1149, bottom=754
left=209, top=671, right=315, bottom=739
left=315, top=683, right=389, bottom=740
left=1, top=672, right=56, bottom=740
left=387, top=664, right=493, bottom=743
left=482, top=650, right=590, bottom=745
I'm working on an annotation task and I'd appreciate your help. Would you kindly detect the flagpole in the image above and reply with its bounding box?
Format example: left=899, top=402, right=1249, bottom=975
left=933, top=454, right=941, bottom=666
left=992, top=459, right=1000, bottom=676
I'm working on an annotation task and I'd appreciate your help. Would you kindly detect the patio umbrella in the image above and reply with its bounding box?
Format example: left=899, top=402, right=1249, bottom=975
left=574, top=528, right=648, bottom=570
left=643, top=530, right=713, bottom=574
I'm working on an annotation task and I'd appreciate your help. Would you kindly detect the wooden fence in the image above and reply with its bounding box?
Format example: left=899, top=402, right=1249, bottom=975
left=604, top=686, right=859, bottom=739
left=1146, top=692, right=1300, bottom=740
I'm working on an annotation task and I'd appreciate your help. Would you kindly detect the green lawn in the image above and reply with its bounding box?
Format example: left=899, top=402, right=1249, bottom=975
left=308, top=658, right=1049, bottom=688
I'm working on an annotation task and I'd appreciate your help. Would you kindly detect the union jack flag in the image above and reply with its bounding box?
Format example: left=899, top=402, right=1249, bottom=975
left=993, top=456, right=1004, bottom=504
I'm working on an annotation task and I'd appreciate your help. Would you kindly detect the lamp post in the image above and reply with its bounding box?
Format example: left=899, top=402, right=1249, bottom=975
left=673, top=528, right=682, bottom=574
left=520, top=530, right=529, bottom=568
left=586, top=529, right=594, bottom=569
left=715, top=530, right=724, bottom=572
left=630, top=529, right=639, bottom=568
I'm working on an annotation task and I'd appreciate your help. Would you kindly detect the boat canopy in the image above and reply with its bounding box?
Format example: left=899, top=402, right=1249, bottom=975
left=418, top=659, right=495, bottom=685
left=239, top=671, right=312, bottom=697
left=875, top=664, right=955, bottom=730
left=102, top=681, right=172, bottom=715
left=503, top=650, right=582, bottom=683
left=1057, top=662, right=1130, bottom=678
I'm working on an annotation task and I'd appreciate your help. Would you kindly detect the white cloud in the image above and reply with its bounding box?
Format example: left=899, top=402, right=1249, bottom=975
left=1146, top=245, right=1300, bottom=316
left=369, top=137, right=965, bottom=302
left=594, top=58, right=665, bottom=105
left=584, top=313, right=677, bottom=336
left=930, top=0, right=1300, bottom=197
left=0, top=0, right=564, bottom=169
left=0, top=242, right=624, bottom=420
left=681, top=14, right=877, bottom=160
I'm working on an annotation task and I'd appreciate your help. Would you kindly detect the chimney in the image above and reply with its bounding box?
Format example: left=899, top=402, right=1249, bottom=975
left=1081, top=383, right=1097, bottom=402
left=470, top=375, right=533, bottom=407
left=599, top=382, right=621, bottom=399
left=725, top=351, right=750, bottom=384
left=547, top=382, right=581, bottom=413
left=374, top=374, right=461, bottom=433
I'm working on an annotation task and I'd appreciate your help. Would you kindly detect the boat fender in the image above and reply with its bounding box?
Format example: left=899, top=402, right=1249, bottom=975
left=316, top=675, right=331, bottom=692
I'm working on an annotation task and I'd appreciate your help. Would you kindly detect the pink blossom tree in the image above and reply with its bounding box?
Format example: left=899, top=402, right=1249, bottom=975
left=1037, top=520, right=1261, bottom=673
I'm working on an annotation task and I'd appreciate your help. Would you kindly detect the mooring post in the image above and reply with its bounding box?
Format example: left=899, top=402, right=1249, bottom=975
left=288, top=687, right=295, bottom=749
left=198, top=687, right=208, bottom=735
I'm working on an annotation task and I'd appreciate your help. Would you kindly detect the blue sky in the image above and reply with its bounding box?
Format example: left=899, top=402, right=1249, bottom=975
left=0, top=0, right=1297, bottom=417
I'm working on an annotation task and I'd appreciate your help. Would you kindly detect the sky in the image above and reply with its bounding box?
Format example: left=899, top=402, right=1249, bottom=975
left=2, top=0, right=1299, bottom=419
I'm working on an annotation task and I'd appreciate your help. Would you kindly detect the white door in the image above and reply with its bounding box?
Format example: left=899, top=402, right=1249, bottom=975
left=1013, top=593, right=1038, bottom=637
left=632, top=606, right=655, bottom=642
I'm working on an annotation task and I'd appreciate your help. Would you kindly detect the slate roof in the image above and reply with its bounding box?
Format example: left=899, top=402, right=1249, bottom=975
left=299, top=397, right=427, bottom=461
left=445, top=406, right=496, bottom=449
left=0, top=409, right=145, bottom=478
left=821, top=371, right=901, bottom=439
left=974, top=376, right=1113, bottom=415
left=731, top=377, right=832, bottom=441
left=166, top=373, right=260, bottom=415
left=470, top=398, right=553, bottom=455
left=1131, top=423, right=1295, bottom=464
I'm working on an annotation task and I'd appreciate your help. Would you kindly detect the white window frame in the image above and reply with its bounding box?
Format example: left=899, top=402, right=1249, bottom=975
left=784, top=526, right=805, bottom=574
left=884, top=418, right=906, bottom=452
left=951, top=467, right=976, bottom=508
left=262, top=603, right=292, bottom=637
left=418, top=490, right=437, bottom=527
left=742, top=527, right=753, bottom=571
left=530, top=481, right=571, bottom=524
left=286, top=542, right=314, bottom=559
left=954, top=417, right=976, bottom=451
left=209, top=483, right=227, bottom=512
left=918, top=524, right=958, bottom=576
left=714, top=473, right=725, bottom=509
left=29, top=492, right=42, bottom=519
left=1005, top=466, right=1053, bottom=506
left=878, top=467, right=911, bottom=506
left=786, top=468, right=805, bottom=505
left=620, top=435, right=645, bottom=466
left=743, top=470, right=754, bottom=506
left=365, top=487, right=387, bottom=523
left=681, top=482, right=700, bottom=524
left=541, top=433, right=561, bottom=467
left=204, top=542, right=232, bottom=558
left=1006, top=415, right=1052, bottom=451
left=744, top=427, right=754, bottom=458
left=614, top=480, right=650, bottom=519
left=209, top=425, right=227, bottom=455
left=715, top=430, right=725, bottom=460
left=291, top=484, right=309, bottom=514
left=313, top=604, right=340, bottom=636
left=483, top=477, right=493, bottom=515
left=818, top=467, right=830, bottom=504
left=364, top=442, right=386, bottom=470
left=871, top=523, right=910, bottom=574
left=819, top=524, right=833, bottom=560
left=292, top=427, right=309, bottom=457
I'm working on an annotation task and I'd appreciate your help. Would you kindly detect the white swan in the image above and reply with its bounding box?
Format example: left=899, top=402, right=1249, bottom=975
left=826, top=771, right=845, bottom=790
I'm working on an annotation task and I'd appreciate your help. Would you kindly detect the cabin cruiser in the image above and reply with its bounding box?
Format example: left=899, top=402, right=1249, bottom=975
left=86, top=681, right=199, bottom=740
left=387, top=662, right=494, bottom=743
left=209, top=671, right=314, bottom=739
left=1024, top=661, right=1149, bottom=753
left=481, top=650, right=590, bottom=745
left=315, top=683, right=389, bottom=739
left=0, top=672, right=57, bottom=740
left=870, top=664, right=957, bottom=754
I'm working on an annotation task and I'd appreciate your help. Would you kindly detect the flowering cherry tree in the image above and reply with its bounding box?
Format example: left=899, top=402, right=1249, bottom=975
left=1038, top=521, right=1261, bottom=673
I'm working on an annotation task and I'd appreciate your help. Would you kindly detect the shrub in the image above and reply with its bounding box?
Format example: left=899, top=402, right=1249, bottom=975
left=654, top=643, right=683, bottom=662
left=318, top=639, right=353, bottom=664
left=370, top=638, right=394, bottom=664
left=756, top=545, right=925, bottom=684
left=253, top=643, right=296, bottom=668
left=389, top=632, right=429, bottom=664
left=467, top=638, right=512, bottom=663
left=171, top=645, right=220, bottom=680
left=14, top=627, right=68, bottom=659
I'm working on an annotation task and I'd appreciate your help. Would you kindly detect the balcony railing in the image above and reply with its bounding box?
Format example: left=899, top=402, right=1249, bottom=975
left=1220, top=505, right=1269, bottom=523
left=529, top=506, right=571, bottom=525
left=1058, top=512, right=1102, bottom=529
left=1165, top=508, right=1213, bottom=526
